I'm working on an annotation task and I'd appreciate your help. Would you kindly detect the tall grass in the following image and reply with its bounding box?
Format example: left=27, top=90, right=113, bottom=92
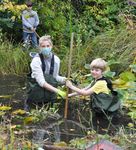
left=0, top=40, right=30, bottom=75
left=61, top=28, right=136, bottom=74
left=0, top=27, right=135, bottom=76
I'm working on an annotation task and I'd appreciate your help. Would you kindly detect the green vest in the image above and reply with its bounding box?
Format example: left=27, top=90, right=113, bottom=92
left=90, top=77, right=120, bottom=113
left=27, top=53, right=58, bottom=104
left=27, top=74, right=58, bottom=103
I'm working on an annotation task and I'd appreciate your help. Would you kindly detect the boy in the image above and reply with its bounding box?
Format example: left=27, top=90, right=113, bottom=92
left=66, top=58, right=120, bottom=115
left=22, top=1, right=39, bottom=48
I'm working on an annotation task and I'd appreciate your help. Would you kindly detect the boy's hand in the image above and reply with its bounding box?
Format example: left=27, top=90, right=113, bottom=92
left=68, top=92, right=78, bottom=97
left=66, top=80, right=73, bottom=88
left=57, top=89, right=66, bottom=99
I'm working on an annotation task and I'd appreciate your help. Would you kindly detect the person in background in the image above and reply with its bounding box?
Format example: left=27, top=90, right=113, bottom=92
left=66, top=58, right=120, bottom=117
left=22, top=1, right=39, bottom=48
left=25, top=35, right=66, bottom=111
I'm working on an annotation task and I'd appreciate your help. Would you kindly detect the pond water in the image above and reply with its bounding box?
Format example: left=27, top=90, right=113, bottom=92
left=0, top=75, right=134, bottom=148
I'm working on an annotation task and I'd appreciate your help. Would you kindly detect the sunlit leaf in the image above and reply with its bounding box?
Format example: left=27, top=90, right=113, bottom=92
left=129, top=64, right=136, bottom=73
left=70, top=128, right=75, bottom=131
left=119, top=71, right=136, bottom=82
left=107, top=59, right=120, bottom=66
left=0, top=111, right=6, bottom=116
left=24, top=116, right=35, bottom=124
left=104, top=71, right=116, bottom=78
left=11, top=125, right=17, bottom=129
left=22, top=141, right=32, bottom=148
left=112, top=78, right=126, bottom=86
left=127, top=123, right=134, bottom=128
left=54, top=141, right=67, bottom=147
left=129, top=107, right=136, bottom=111
left=87, top=130, right=96, bottom=135
left=0, top=95, right=12, bottom=99
left=13, top=124, right=22, bottom=129
left=84, top=64, right=90, bottom=70
left=84, top=73, right=91, bottom=77
left=101, top=128, right=108, bottom=132
left=127, top=112, right=136, bottom=119
left=0, top=106, right=11, bottom=111
left=12, top=109, right=26, bottom=115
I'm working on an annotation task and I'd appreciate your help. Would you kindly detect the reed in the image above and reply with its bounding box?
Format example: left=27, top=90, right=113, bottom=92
left=0, top=39, right=30, bottom=75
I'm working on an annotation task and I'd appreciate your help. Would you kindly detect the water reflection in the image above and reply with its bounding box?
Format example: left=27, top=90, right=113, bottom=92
left=29, top=119, right=87, bottom=147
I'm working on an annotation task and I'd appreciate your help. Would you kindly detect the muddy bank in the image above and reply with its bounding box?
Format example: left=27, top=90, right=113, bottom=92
left=0, top=75, right=135, bottom=148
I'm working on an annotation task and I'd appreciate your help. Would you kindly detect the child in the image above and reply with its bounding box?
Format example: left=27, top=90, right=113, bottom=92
left=66, top=58, right=120, bottom=116
left=22, top=1, right=39, bottom=48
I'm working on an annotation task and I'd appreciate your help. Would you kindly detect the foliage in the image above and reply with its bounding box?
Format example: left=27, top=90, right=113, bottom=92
left=24, top=105, right=59, bottom=124
left=0, top=0, right=26, bottom=40
left=0, top=126, right=38, bottom=149
left=0, top=29, right=30, bottom=75
left=0, top=0, right=130, bottom=47
left=61, top=27, right=135, bottom=75
left=0, top=103, right=60, bottom=149
left=69, top=128, right=136, bottom=149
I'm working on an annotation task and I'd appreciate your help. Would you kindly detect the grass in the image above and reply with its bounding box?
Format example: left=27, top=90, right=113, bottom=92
left=61, top=28, right=136, bottom=75
left=0, top=27, right=135, bottom=76
left=0, top=39, right=30, bottom=75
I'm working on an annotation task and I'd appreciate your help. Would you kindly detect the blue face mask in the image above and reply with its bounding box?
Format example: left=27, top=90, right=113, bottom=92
left=41, top=47, right=52, bottom=56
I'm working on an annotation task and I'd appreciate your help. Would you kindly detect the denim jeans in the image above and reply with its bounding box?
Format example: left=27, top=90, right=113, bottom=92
left=23, top=32, right=38, bottom=48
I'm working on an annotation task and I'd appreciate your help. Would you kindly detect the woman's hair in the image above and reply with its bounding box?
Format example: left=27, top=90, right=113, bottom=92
left=39, top=35, right=53, bottom=46
left=90, top=58, right=107, bottom=71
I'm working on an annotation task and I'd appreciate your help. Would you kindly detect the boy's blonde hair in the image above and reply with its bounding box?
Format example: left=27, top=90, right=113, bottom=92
left=39, top=35, right=53, bottom=46
left=90, top=58, right=107, bottom=72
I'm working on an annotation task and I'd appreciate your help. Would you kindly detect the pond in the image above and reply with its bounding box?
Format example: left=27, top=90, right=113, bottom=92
left=0, top=75, right=135, bottom=149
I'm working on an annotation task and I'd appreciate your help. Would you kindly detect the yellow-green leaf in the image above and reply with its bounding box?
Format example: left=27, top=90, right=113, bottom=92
left=127, top=123, right=134, bottom=128
left=0, top=106, right=11, bottom=111
left=12, top=109, right=26, bottom=115
left=54, top=141, right=67, bottom=147
left=0, top=95, right=12, bottom=99
left=0, top=111, right=6, bottom=116
left=24, top=116, right=35, bottom=124
left=119, top=71, right=136, bottom=82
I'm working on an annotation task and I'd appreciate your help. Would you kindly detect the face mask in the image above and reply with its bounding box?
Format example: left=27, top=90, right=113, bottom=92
left=41, top=47, right=52, bottom=56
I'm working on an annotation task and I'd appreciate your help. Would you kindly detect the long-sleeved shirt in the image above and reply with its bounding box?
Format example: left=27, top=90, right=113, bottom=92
left=30, top=53, right=66, bottom=87
left=22, top=9, right=39, bottom=33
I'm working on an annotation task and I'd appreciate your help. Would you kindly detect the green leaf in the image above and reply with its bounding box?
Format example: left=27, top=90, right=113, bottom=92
left=0, top=95, right=12, bottom=99
left=127, top=112, right=136, bottom=119
left=103, top=71, right=116, bottom=78
left=84, top=64, right=90, bottom=70
left=12, top=109, right=26, bottom=115
left=119, top=71, right=136, bottom=82
left=0, top=106, right=11, bottom=111
left=0, top=111, right=6, bottom=116
left=107, top=59, right=120, bottom=66
left=129, top=64, right=136, bottom=73
left=24, top=116, right=35, bottom=124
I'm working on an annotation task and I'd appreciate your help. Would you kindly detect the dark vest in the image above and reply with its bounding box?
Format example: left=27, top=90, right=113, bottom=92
left=90, top=77, right=120, bottom=113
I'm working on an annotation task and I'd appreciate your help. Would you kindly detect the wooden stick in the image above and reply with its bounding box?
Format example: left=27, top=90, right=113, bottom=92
left=34, top=30, right=40, bottom=38
left=64, top=32, right=74, bottom=119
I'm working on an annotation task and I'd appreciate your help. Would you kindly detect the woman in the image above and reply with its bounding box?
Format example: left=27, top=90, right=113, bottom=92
left=26, top=35, right=66, bottom=109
